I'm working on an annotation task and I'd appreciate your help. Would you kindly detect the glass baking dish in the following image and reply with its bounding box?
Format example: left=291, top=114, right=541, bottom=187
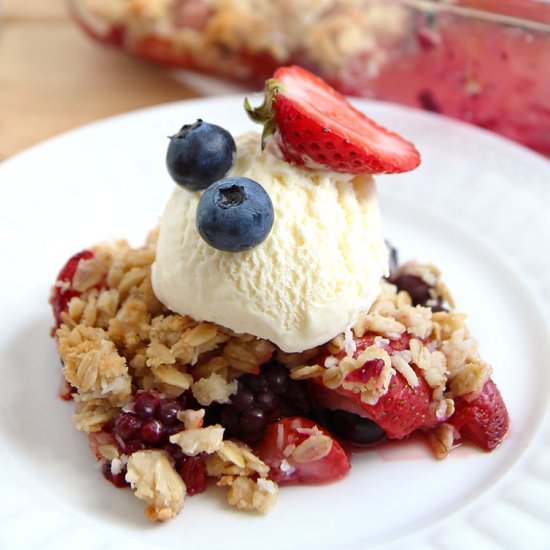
left=330, top=0, right=550, bottom=156
left=71, top=0, right=550, bottom=155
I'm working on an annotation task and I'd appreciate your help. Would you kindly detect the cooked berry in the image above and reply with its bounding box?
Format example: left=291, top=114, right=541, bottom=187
left=319, top=409, right=386, bottom=446
left=196, top=177, right=274, bottom=252
left=163, top=443, right=185, bottom=463
left=220, top=407, right=240, bottom=432
left=178, top=391, right=190, bottom=409
left=165, top=423, right=186, bottom=437
left=256, top=391, right=278, bottom=412
left=230, top=387, right=255, bottom=411
left=203, top=402, right=222, bottom=427
left=213, top=362, right=314, bottom=442
left=312, top=331, right=442, bottom=439
left=257, top=417, right=351, bottom=485
left=240, top=407, right=265, bottom=433
left=177, top=456, right=207, bottom=496
left=118, top=439, right=146, bottom=455
left=158, top=399, right=182, bottom=425
left=140, top=419, right=165, bottom=444
left=391, top=273, right=432, bottom=306
left=102, top=461, right=128, bottom=488
left=166, top=120, right=236, bottom=191
left=285, top=381, right=313, bottom=416
left=264, top=363, right=290, bottom=394
left=113, top=413, right=142, bottom=441
left=134, top=391, right=161, bottom=419
left=241, top=373, right=268, bottom=393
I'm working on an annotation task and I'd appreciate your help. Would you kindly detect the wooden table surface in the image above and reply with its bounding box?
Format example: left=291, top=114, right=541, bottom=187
left=1, top=0, right=200, bottom=161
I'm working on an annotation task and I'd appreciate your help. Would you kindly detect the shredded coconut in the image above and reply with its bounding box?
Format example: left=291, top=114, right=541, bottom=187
left=191, top=373, right=238, bottom=406
left=344, top=325, right=357, bottom=357
left=280, top=459, right=295, bottom=474
left=170, top=425, right=225, bottom=456
left=110, top=457, right=123, bottom=476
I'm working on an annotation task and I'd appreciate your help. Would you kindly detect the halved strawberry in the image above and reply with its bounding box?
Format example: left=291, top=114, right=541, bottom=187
left=256, top=417, right=350, bottom=485
left=50, top=249, right=102, bottom=327
left=450, top=379, right=509, bottom=451
left=311, top=332, right=441, bottom=440
left=312, top=367, right=439, bottom=440
left=245, top=65, right=421, bottom=174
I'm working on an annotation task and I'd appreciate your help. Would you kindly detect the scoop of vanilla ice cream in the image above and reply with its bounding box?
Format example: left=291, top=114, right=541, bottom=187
left=152, top=133, right=388, bottom=353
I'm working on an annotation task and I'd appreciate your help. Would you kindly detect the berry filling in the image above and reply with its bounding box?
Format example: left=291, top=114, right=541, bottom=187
left=53, top=238, right=509, bottom=517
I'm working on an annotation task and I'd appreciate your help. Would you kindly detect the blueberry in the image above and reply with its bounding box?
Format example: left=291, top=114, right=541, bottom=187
left=196, top=177, right=274, bottom=252
left=166, top=120, right=236, bottom=191
left=320, top=409, right=386, bottom=447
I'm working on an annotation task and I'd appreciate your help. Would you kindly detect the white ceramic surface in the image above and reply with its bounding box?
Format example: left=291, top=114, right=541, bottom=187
left=0, top=97, right=549, bottom=550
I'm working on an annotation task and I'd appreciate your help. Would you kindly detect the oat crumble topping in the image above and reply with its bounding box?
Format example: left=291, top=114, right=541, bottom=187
left=125, top=450, right=186, bottom=521
left=169, top=425, right=225, bottom=456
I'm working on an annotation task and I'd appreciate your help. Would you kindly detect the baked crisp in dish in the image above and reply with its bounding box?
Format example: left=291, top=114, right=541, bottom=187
left=50, top=66, right=509, bottom=521
left=72, top=0, right=550, bottom=155
left=71, top=0, right=408, bottom=83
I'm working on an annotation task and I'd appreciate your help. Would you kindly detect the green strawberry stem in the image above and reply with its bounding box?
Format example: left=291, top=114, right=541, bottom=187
left=244, top=78, right=285, bottom=149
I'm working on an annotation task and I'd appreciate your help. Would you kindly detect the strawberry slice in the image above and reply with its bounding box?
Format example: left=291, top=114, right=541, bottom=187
left=311, top=332, right=441, bottom=440
left=177, top=455, right=207, bottom=496
left=450, top=379, right=510, bottom=451
left=50, top=250, right=103, bottom=327
left=312, top=366, right=439, bottom=440
left=256, top=417, right=350, bottom=485
left=245, top=65, right=421, bottom=174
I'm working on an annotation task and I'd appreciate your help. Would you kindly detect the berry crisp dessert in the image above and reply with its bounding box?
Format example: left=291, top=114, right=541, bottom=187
left=50, top=66, right=509, bottom=522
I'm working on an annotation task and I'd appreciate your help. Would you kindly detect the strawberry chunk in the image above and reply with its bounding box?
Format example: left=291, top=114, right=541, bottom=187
left=177, top=455, right=208, bottom=496
left=312, top=332, right=441, bottom=440
left=450, top=379, right=510, bottom=451
left=256, top=417, right=350, bottom=485
left=246, top=65, right=421, bottom=175
left=50, top=250, right=101, bottom=327
left=312, top=368, right=439, bottom=440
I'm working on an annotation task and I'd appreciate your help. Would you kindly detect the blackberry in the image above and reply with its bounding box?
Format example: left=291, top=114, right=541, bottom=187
left=134, top=391, right=161, bottom=419
left=214, top=361, right=314, bottom=444
left=390, top=272, right=447, bottom=311
left=106, top=391, right=210, bottom=496
left=111, top=391, right=188, bottom=452
left=102, top=461, right=128, bottom=488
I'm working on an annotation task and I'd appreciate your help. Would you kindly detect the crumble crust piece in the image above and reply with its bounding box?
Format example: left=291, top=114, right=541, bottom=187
left=125, top=449, right=186, bottom=521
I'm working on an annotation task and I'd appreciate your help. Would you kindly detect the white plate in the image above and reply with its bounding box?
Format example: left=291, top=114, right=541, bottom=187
left=0, top=97, right=549, bottom=550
